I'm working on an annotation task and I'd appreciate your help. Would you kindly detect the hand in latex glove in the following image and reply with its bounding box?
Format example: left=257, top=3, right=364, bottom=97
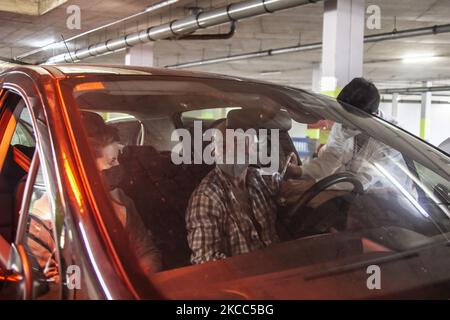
left=340, top=124, right=361, bottom=140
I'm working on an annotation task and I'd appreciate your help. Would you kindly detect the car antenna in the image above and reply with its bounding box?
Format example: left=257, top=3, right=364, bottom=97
left=60, top=34, right=75, bottom=63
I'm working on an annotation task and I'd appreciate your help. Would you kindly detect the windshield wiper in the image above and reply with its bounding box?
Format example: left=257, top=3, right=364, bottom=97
left=304, top=239, right=450, bottom=281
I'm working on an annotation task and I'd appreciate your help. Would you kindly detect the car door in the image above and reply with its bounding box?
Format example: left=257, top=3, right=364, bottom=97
left=0, top=89, right=63, bottom=299
left=0, top=70, right=132, bottom=300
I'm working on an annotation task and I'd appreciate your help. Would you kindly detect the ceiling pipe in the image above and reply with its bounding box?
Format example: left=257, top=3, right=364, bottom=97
left=169, top=42, right=322, bottom=68
left=379, top=85, right=450, bottom=95
left=381, top=99, right=450, bottom=104
left=16, top=0, right=181, bottom=61
left=175, top=21, right=236, bottom=40
left=167, top=23, right=450, bottom=69
left=45, top=0, right=322, bottom=64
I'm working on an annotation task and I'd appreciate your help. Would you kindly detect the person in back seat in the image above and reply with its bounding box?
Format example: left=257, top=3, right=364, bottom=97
left=27, top=192, right=59, bottom=282
left=83, top=112, right=162, bottom=275
left=28, top=113, right=162, bottom=279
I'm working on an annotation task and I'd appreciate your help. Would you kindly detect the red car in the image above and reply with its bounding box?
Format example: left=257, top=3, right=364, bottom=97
left=0, top=65, right=449, bottom=299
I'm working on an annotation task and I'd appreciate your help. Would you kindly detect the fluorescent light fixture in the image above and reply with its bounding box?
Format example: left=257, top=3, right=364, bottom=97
left=45, top=42, right=67, bottom=51
left=27, top=38, right=65, bottom=50
left=402, top=53, right=438, bottom=64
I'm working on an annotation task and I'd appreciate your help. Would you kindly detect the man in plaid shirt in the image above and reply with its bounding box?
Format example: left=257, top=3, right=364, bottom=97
left=186, top=119, right=287, bottom=264
left=186, top=165, right=281, bottom=264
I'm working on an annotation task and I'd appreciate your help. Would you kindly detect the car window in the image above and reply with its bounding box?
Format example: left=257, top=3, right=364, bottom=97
left=105, top=113, right=143, bottom=146
left=11, top=108, right=36, bottom=147
left=181, top=107, right=240, bottom=122
left=59, top=77, right=450, bottom=298
left=22, top=164, right=60, bottom=299
left=0, top=93, right=36, bottom=243
left=0, top=91, right=60, bottom=299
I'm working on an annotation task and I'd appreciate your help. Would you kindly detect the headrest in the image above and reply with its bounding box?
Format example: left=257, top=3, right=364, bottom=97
left=81, top=111, right=120, bottom=142
left=81, top=111, right=107, bottom=137
left=226, top=109, right=292, bottom=131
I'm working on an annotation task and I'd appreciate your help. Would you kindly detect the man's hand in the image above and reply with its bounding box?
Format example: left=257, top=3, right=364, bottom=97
left=281, top=152, right=303, bottom=179
left=278, top=178, right=349, bottom=209
left=286, top=163, right=303, bottom=178
left=278, top=178, right=316, bottom=206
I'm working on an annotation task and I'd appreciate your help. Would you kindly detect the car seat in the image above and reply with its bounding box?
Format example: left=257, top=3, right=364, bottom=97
left=118, top=145, right=213, bottom=270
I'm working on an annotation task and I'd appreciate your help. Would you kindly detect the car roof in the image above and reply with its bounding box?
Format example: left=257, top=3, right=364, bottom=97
left=1, top=64, right=289, bottom=92
left=44, top=64, right=249, bottom=81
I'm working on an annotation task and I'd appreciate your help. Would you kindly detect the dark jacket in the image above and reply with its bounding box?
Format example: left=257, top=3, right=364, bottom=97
left=114, top=188, right=162, bottom=275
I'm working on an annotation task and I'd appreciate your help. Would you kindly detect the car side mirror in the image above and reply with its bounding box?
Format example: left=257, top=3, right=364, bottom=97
left=0, top=235, right=32, bottom=299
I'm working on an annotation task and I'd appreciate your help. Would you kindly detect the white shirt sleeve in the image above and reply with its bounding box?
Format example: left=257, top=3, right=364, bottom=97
left=301, top=123, right=355, bottom=180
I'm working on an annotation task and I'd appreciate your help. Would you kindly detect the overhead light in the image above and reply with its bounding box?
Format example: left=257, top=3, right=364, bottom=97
left=27, top=38, right=64, bottom=49
left=46, top=42, right=68, bottom=51
left=402, top=53, right=438, bottom=64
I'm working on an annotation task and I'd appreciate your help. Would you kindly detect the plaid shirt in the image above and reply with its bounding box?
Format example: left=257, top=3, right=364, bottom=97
left=186, top=167, right=280, bottom=264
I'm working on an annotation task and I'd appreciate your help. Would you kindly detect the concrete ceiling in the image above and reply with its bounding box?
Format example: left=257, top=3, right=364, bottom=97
left=0, top=0, right=68, bottom=16
left=1, top=0, right=450, bottom=89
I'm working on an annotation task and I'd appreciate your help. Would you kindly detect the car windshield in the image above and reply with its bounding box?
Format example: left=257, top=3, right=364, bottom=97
left=59, top=75, right=450, bottom=298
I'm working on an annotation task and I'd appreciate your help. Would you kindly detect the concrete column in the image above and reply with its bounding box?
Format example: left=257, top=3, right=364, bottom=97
left=391, top=93, right=399, bottom=119
left=125, top=43, right=154, bottom=67
left=320, top=0, right=365, bottom=96
left=420, top=82, right=432, bottom=140
left=311, top=63, right=322, bottom=93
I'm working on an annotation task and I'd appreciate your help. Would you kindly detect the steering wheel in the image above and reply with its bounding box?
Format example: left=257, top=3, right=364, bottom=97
left=285, top=172, right=364, bottom=237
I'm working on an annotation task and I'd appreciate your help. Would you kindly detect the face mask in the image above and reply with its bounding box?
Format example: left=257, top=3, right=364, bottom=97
left=101, top=165, right=125, bottom=191
left=217, top=163, right=249, bottom=179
